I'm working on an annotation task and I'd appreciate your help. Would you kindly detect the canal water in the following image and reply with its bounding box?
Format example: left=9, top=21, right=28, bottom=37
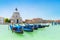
left=0, top=24, right=60, bottom=40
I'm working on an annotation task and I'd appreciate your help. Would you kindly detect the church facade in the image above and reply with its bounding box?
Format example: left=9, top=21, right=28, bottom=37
left=10, top=8, right=22, bottom=24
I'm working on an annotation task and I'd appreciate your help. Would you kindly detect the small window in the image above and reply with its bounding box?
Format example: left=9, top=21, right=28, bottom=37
left=16, top=16, right=17, bottom=17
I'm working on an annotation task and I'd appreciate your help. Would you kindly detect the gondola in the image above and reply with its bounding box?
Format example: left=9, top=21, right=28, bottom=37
left=23, top=24, right=33, bottom=32
left=10, top=24, right=23, bottom=34
left=33, top=24, right=38, bottom=30
left=41, top=24, right=49, bottom=27
left=37, top=24, right=44, bottom=28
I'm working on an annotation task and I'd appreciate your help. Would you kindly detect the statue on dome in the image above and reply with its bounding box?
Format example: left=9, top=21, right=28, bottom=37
left=15, top=8, right=18, bottom=11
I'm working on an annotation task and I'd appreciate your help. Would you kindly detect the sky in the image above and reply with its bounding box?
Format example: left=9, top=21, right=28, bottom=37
left=0, top=0, right=60, bottom=20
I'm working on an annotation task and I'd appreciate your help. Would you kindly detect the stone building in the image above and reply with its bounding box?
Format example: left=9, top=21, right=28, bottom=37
left=32, top=18, right=43, bottom=23
left=25, top=19, right=32, bottom=24
left=0, top=17, right=4, bottom=24
left=10, top=8, right=22, bottom=24
left=25, top=18, right=43, bottom=24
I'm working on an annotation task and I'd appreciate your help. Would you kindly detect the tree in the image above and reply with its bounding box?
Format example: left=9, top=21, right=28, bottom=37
left=4, top=18, right=10, bottom=23
left=8, top=19, right=10, bottom=23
